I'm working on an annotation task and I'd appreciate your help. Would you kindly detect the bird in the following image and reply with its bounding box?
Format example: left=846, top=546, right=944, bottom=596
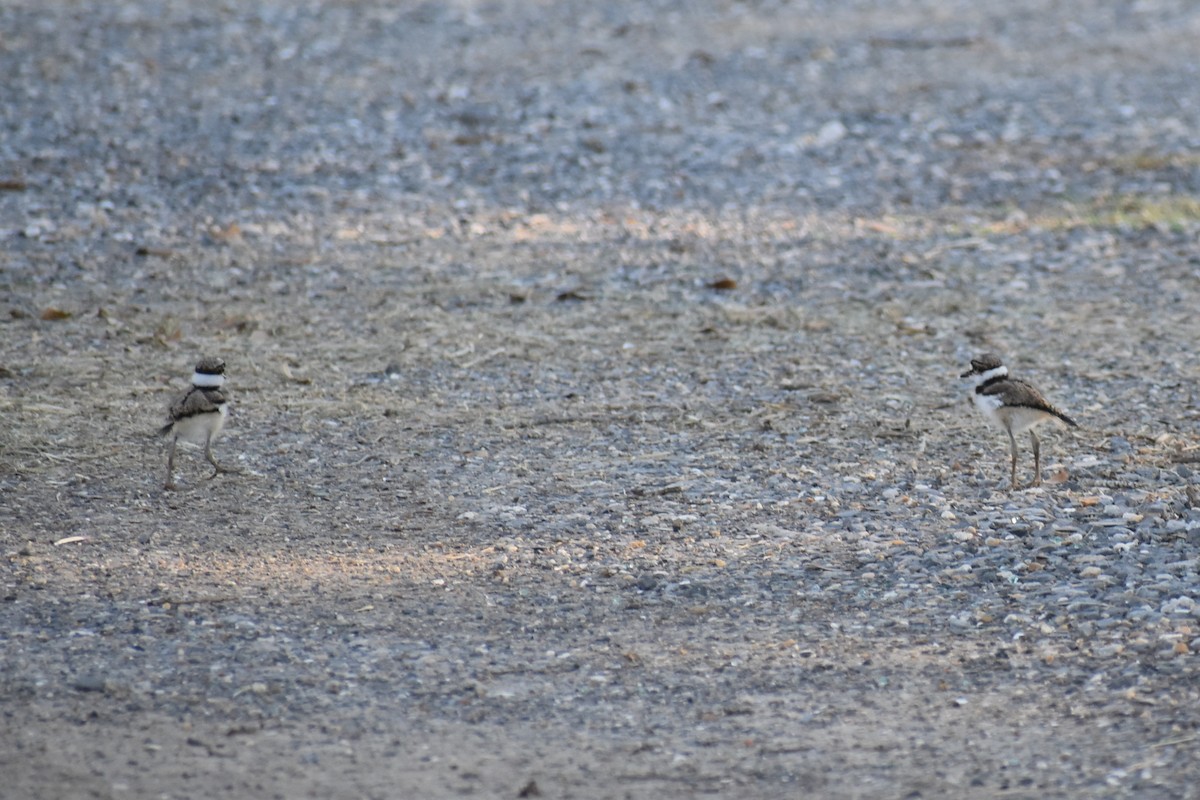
left=160, top=356, right=233, bottom=490
left=961, top=353, right=1078, bottom=489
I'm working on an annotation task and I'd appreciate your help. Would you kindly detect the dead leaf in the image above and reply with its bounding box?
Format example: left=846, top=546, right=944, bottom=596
left=154, top=319, right=183, bottom=344
left=222, top=315, right=258, bottom=334
left=708, top=277, right=737, bottom=290
left=280, top=363, right=312, bottom=385
left=210, top=222, right=242, bottom=242
left=1045, top=468, right=1070, bottom=484
left=857, top=218, right=900, bottom=235
left=40, top=307, right=72, bottom=321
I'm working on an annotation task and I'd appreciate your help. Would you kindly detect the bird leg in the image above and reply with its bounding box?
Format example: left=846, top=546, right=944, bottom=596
left=164, top=437, right=178, bottom=490
left=1030, top=431, right=1042, bottom=487
left=204, top=435, right=238, bottom=479
left=1006, top=428, right=1019, bottom=490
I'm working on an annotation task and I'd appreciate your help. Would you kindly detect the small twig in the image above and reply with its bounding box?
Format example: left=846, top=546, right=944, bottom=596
left=923, top=237, right=990, bottom=260
left=525, top=415, right=589, bottom=427
left=1150, top=734, right=1197, bottom=749
left=15, top=447, right=110, bottom=463
left=21, top=403, right=72, bottom=414
left=153, top=595, right=239, bottom=607
left=36, top=450, right=79, bottom=463
left=459, top=347, right=505, bottom=370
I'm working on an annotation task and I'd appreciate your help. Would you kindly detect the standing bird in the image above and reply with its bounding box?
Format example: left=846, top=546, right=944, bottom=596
left=160, top=356, right=232, bottom=490
left=961, top=353, right=1078, bottom=489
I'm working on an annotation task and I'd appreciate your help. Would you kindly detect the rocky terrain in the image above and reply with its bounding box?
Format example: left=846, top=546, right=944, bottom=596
left=2, top=1, right=1200, bottom=797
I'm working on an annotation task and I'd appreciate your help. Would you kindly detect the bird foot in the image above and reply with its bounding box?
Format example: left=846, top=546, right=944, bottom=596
left=207, top=464, right=242, bottom=479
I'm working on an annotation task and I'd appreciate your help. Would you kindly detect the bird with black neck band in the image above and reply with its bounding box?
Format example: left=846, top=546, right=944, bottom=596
left=160, top=356, right=236, bottom=490
left=961, top=353, right=1078, bottom=490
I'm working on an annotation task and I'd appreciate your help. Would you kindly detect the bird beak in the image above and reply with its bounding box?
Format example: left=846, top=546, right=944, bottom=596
left=959, top=368, right=975, bottom=378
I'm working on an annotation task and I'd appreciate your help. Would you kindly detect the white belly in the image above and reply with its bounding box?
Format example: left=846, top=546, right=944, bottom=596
left=172, top=405, right=227, bottom=443
left=972, top=394, right=1054, bottom=435
left=996, top=405, right=1055, bottom=435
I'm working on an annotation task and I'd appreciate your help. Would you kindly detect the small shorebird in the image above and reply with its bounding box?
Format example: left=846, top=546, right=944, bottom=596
left=961, top=353, right=1078, bottom=489
left=160, top=356, right=233, bottom=490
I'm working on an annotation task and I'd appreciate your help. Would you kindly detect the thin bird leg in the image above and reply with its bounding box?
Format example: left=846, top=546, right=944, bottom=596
left=1007, top=428, right=1019, bottom=490
left=1030, top=431, right=1042, bottom=487
left=204, top=435, right=238, bottom=478
left=164, top=437, right=178, bottom=490
left=204, top=435, right=224, bottom=478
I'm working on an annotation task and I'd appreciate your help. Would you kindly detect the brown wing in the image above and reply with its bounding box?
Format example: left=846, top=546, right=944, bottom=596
left=983, top=378, right=1077, bottom=427
left=168, top=386, right=227, bottom=422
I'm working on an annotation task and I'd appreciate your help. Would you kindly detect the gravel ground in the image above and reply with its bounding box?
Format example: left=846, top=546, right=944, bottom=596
left=3, top=1, right=1200, bottom=798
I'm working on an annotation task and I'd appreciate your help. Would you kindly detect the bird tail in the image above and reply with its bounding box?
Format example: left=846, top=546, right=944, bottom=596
left=1052, top=408, right=1079, bottom=428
